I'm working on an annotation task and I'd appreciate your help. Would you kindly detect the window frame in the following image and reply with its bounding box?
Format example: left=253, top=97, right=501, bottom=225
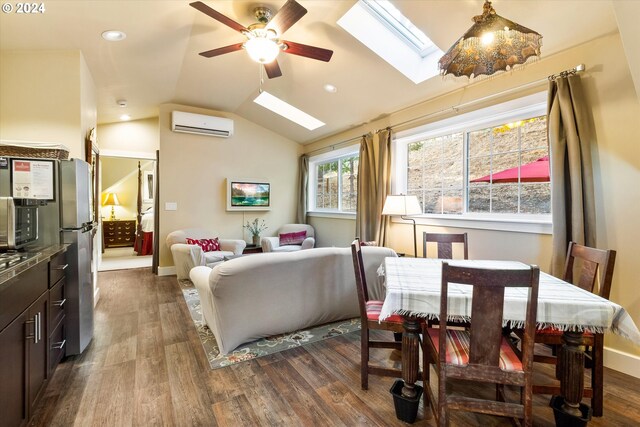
left=392, top=92, right=551, bottom=234
left=308, top=145, right=360, bottom=218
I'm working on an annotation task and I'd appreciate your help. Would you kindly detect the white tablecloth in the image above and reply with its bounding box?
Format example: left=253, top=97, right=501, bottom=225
left=379, top=258, right=640, bottom=344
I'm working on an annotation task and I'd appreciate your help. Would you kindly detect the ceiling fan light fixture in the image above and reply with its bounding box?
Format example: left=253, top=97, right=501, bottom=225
left=245, top=37, right=280, bottom=64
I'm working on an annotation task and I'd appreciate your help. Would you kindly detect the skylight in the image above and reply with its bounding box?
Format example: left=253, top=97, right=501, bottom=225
left=254, top=91, right=325, bottom=131
left=338, top=0, right=443, bottom=84
left=362, top=0, right=437, bottom=56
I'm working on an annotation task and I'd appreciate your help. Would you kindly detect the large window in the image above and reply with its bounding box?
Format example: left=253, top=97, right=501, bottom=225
left=309, top=149, right=359, bottom=214
left=395, top=92, right=550, bottom=230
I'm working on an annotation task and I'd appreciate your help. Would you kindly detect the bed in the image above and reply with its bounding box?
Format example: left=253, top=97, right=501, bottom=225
left=136, top=208, right=154, bottom=255
left=134, top=161, right=154, bottom=256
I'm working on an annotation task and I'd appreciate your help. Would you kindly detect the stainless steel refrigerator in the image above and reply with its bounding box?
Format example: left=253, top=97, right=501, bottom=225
left=59, top=159, right=94, bottom=355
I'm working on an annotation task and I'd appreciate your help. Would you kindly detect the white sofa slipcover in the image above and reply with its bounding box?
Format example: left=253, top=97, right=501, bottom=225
left=166, top=228, right=246, bottom=280
left=189, top=245, right=396, bottom=354
left=261, top=223, right=315, bottom=252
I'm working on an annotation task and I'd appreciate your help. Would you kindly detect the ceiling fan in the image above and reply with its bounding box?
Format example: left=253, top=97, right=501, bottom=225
left=190, top=0, right=333, bottom=79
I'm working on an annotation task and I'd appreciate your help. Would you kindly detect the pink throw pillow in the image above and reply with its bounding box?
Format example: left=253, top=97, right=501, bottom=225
left=185, top=237, right=220, bottom=252
left=279, top=230, right=307, bottom=246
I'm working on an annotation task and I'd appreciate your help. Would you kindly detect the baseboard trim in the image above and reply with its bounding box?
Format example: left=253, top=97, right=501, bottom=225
left=158, top=266, right=176, bottom=276
left=604, top=347, right=640, bottom=378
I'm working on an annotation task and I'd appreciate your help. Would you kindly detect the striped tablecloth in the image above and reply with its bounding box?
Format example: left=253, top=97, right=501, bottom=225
left=379, top=257, right=640, bottom=344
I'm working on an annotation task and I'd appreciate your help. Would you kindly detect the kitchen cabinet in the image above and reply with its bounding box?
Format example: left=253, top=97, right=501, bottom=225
left=48, top=250, right=67, bottom=374
left=0, top=247, right=67, bottom=427
left=103, top=219, right=136, bottom=249
left=0, top=260, right=48, bottom=427
left=0, top=310, right=28, bottom=427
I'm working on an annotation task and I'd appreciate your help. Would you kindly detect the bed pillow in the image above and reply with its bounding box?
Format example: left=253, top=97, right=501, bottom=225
left=279, top=230, right=307, bottom=246
left=185, top=237, right=221, bottom=252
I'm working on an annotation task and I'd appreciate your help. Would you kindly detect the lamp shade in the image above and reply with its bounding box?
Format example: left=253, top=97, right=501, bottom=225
left=102, top=192, right=120, bottom=206
left=244, top=37, right=280, bottom=64
left=438, top=0, right=542, bottom=78
left=382, top=195, right=422, bottom=216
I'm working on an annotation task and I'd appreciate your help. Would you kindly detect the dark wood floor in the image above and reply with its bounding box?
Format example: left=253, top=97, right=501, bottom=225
left=30, top=268, right=640, bottom=426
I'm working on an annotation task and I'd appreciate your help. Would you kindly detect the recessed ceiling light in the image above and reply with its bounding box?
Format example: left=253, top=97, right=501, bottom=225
left=324, top=84, right=337, bottom=93
left=254, top=91, right=324, bottom=131
left=120, top=114, right=131, bottom=121
left=102, top=30, right=126, bottom=41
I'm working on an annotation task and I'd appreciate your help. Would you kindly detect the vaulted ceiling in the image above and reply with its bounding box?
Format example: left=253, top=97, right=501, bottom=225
left=0, top=1, right=623, bottom=144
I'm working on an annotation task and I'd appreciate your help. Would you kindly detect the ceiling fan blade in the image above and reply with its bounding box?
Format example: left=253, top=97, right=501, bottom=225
left=264, top=61, right=283, bottom=79
left=265, top=0, right=307, bottom=36
left=282, top=41, right=333, bottom=62
left=199, top=43, right=244, bottom=58
left=190, top=1, right=248, bottom=33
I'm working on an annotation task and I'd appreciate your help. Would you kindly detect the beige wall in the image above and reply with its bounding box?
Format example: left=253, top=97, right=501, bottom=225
left=305, top=32, right=640, bottom=360
left=100, top=157, right=154, bottom=220
left=98, top=117, right=159, bottom=155
left=0, top=50, right=93, bottom=159
left=158, top=103, right=303, bottom=267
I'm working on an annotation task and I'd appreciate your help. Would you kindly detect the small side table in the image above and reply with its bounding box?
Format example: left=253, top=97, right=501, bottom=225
left=243, top=244, right=263, bottom=254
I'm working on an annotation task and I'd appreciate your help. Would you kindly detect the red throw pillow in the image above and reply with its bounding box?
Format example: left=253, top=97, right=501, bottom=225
left=279, top=230, right=307, bottom=246
left=185, top=237, right=221, bottom=252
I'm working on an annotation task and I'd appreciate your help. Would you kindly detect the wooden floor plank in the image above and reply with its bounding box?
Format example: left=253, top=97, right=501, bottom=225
left=164, top=341, right=217, bottom=427
left=261, top=358, right=347, bottom=426
left=212, top=394, right=262, bottom=427
left=27, top=267, right=640, bottom=427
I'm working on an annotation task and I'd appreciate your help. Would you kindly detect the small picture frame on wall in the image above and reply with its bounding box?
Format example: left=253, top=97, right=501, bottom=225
left=143, top=170, right=154, bottom=202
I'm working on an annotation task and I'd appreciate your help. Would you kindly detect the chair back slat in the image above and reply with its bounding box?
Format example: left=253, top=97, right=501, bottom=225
left=350, top=239, right=369, bottom=322
left=440, top=262, right=540, bottom=374
left=469, top=286, right=505, bottom=367
left=424, top=232, right=468, bottom=259
left=563, top=241, right=616, bottom=299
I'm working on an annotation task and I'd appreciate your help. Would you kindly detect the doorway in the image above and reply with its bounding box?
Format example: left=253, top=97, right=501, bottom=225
left=98, top=154, right=156, bottom=271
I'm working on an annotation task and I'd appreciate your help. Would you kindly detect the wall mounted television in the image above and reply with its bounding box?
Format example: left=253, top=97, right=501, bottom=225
left=226, top=178, right=271, bottom=211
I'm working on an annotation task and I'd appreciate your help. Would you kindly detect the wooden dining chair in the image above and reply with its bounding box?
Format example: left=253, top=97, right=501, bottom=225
left=350, top=239, right=426, bottom=391
left=517, top=241, right=616, bottom=417
left=424, top=262, right=540, bottom=426
left=423, top=232, right=468, bottom=259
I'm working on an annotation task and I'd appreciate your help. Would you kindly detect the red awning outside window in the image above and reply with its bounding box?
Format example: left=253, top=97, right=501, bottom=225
left=470, top=156, right=550, bottom=184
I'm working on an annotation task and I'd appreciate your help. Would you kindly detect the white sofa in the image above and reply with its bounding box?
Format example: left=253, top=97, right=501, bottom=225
left=190, top=245, right=397, bottom=354
left=261, top=223, right=315, bottom=252
left=166, top=228, right=246, bottom=280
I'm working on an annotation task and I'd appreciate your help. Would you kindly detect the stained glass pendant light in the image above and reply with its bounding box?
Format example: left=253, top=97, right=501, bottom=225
left=438, top=0, right=542, bottom=78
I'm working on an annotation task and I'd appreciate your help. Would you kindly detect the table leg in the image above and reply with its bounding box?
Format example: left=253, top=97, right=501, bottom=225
left=401, top=316, right=421, bottom=399
left=555, top=330, right=590, bottom=424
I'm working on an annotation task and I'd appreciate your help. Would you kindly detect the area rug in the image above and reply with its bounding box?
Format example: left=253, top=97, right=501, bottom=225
left=178, top=280, right=361, bottom=369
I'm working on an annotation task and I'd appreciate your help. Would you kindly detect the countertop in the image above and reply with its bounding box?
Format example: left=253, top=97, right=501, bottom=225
left=0, top=244, right=68, bottom=287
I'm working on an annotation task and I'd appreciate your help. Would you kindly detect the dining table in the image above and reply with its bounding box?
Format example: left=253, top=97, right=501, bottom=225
left=378, top=257, right=640, bottom=426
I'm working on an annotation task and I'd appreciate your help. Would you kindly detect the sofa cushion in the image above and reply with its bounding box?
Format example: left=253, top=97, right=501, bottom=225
left=186, top=237, right=220, bottom=252
left=279, top=230, right=307, bottom=246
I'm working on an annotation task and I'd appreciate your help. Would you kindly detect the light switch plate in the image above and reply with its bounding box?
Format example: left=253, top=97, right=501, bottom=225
left=165, top=202, right=177, bottom=211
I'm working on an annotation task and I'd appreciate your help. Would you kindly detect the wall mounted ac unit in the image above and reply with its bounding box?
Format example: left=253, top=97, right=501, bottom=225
left=171, top=111, right=234, bottom=138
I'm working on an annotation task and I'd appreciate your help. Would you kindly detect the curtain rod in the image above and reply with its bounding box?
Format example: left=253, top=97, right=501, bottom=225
left=385, top=64, right=585, bottom=132
left=306, top=64, right=584, bottom=157
left=305, top=135, right=363, bottom=157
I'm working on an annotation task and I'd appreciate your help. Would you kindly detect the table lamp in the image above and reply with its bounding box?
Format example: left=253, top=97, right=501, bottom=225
left=382, top=194, right=422, bottom=258
left=102, top=192, right=120, bottom=221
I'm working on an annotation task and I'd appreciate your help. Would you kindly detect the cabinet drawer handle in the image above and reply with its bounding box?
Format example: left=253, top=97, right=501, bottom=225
left=36, top=312, right=41, bottom=343
left=53, top=298, right=66, bottom=307
left=52, top=339, right=66, bottom=350
left=25, top=318, right=36, bottom=342
left=54, top=264, right=69, bottom=271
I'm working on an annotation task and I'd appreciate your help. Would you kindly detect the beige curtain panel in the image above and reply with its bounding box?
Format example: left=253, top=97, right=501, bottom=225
left=296, top=155, right=309, bottom=224
left=356, top=129, right=392, bottom=243
left=548, top=74, right=597, bottom=276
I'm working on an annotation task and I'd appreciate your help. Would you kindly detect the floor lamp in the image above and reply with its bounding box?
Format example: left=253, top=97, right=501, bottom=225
left=382, top=195, right=422, bottom=258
